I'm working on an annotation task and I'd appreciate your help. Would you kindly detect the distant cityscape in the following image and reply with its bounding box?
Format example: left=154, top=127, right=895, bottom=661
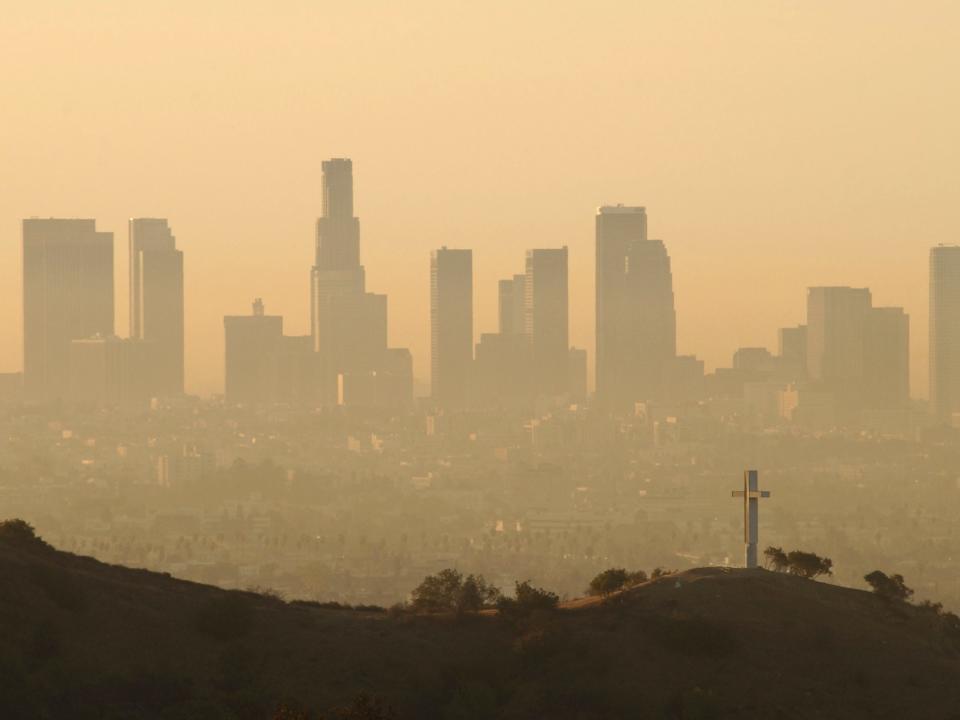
left=6, top=157, right=959, bottom=427
left=4, top=159, right=960, bottom=609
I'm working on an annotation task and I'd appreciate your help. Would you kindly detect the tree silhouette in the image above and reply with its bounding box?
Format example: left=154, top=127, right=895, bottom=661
left=763, top=546, right=789, bottom=572
left=864, top=571, right=914, bottom=602
left=785, top=551, right=833, bottom=579
left=410, top=569, right=500, bottom=614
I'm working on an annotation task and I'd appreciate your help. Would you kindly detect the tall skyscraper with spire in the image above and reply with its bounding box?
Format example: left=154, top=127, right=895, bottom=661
left=22, top=218, right=114, bottom=402
left=310, top=159, right=411, bottom=408
left=129, top=218, right=184, bottom=396
left=595, top=206, right=676, bottom=409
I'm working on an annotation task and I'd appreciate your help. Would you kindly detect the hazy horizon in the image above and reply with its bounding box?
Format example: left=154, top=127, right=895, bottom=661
left=2, top=1, right=957, bottom=396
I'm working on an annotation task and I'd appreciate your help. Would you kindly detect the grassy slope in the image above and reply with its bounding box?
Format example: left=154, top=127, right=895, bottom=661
left=1, top=537, right=959, bottom=720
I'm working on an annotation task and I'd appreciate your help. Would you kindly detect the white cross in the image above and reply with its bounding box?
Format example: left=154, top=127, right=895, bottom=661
left=731, top=469, right=771, bottom=569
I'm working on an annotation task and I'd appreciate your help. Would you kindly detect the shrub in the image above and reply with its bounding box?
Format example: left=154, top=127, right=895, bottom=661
left=864, top=570, right=913, bottom=602
left=587, top=568, right=648, bottom=596
left=0, top=519, right=48, bottom=550
left=651, top=567, right=677, bottom=579
left=763, top=546, right=789, bottom=572
left=410, top=569, right=500, bottom=614
left=785, top=551, right=833, bottom=579
left=497, top=580, right=559, bottom=618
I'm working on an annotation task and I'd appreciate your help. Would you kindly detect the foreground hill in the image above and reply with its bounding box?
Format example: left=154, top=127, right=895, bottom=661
left=1, top=531, right=959, bottom=719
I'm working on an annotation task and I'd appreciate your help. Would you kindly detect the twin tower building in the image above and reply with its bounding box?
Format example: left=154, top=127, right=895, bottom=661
left=22, top=217, right=182, bottom=407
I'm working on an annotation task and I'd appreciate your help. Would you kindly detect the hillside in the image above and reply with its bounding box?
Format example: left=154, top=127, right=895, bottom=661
left=1, top=530, right=959, bottom=719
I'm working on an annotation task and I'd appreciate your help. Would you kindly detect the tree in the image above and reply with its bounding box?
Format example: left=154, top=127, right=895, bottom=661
left=456, top=574, right=501, bottom=614
left=651, top=567, right=677, bottom=579
left=0, top=519, right=48, bottom=549
left=763, top=546, right=789, bottom=572
left=785, top=550, right=832, bottom=579
left=587, top=568, right=648, bottom=596
left=865, top=570, right=914, bottom=602
left=410, top=569, right=500, bottom=614
left=588, top=568, right=630, bottom=596
left=411, top=569, right=463, bottom=613
left=497, top=580, right=559, bottom=618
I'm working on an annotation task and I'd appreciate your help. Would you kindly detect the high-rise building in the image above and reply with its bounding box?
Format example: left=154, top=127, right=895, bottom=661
left=865, top=307, right=909, bottom=409
left=778, top=325, right=808, bottom=378
left=224, top=299, right=283, bottom=404
left=595, top=206, right=676, bottom=409
left=525, top=247, right=569, bottom=396
left=316, top=158, right=360, bottom=271
left=310, top=159, right=409, bottom=407
left=498, top=274, right=526, bottom=336
left=806, top=287, right=872, bottom=409
left=431, top=248, right=473, bottom=409
left=129, top=218, right=184, bottom=396
left=22, top=219, right=114, bottom=402
left=930, top=246, right=960, bottom=419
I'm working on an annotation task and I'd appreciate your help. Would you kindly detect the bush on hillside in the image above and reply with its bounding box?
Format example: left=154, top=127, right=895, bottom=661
left=764, top=547, right=832, bottom=579
left=587, top=568, right=648, bottom=596
left=651, top=567, right=678, bottom=579
left=786, top=551, right=833, bottom=579
left=497, top=580, right=559, bottom=619
left=865, top=571, right=914, bottom=602
left=410, top=569, right=500, bottom=614
left=763, top=546, right=789, bottom=572
left=0, top=519, right=49, bottom=550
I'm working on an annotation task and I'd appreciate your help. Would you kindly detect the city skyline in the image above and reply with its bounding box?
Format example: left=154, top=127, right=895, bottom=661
left=7, top=199, right=952, bottom=402
left=1, top=4, right=957, bottom=396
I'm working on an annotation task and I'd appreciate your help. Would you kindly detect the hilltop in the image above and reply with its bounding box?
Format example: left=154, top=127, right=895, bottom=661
left=1, top=528, right=959, bottom=719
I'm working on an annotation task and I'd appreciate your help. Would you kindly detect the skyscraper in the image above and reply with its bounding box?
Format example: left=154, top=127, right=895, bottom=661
left=224, top=299, right=283, bottom=404
left=431, top=248, right=473, bottom=409
left=22, top=218, right=114, bottom=402
left=310, top=159, right=405, bottom=406
left=525, top=247, right=569, bottom=396
left=129, top=218, right=184, bottom=396
left=930, top=246, right=960, bottom=420
left=806, top=287, right=872, bottom=409
left=864, top=307, right=909, bottom=409
left=498, top=274, right=526, bottom=336
left=595, top=206, right=676, bottom=409
left=778, top=325, right=808, bottom=378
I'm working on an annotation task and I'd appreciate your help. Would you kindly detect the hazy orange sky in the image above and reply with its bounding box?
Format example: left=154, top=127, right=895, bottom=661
left=1, top=2, right=958, bottom=396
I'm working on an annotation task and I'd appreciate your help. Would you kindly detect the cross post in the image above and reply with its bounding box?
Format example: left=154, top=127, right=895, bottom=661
left=731, top=469, right=771, bottom=569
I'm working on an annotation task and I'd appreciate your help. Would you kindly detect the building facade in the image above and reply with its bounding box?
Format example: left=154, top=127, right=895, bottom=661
left=23, top=218, right=114, bottom=402
left=431, top=247, right=473, bottom=409
left=595, top=206, right=676, bottom=409
left=130, top=218, right=184, bottom=396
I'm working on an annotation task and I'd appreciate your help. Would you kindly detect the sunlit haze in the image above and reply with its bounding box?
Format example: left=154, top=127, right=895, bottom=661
left=2, top=1, right=957, bottom=395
